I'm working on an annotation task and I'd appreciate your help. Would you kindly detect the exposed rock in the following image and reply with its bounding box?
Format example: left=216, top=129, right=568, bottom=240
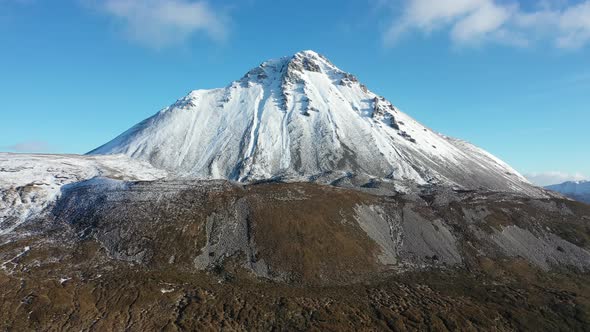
left=45, top=180, right=590, bottom=281
left=1, top=180, right=589, bottom=330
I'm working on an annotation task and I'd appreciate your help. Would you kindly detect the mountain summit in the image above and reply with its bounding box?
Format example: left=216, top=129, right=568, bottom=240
left=89, top=50, right=534, bottom=194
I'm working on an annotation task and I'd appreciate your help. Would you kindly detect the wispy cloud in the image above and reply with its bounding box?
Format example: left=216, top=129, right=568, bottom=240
left=93, top=0, right=228, bottom=49
left=3, top=141, right=51, bottom=153
left=383, top=0, right=590, bottom=49
left=525, top=171, right=588, bottom=186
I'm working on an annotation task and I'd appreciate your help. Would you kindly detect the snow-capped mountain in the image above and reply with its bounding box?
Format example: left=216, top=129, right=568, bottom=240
left=3, top=52, right=590, bottom=331
left=89, top=50, right=537, bottom=195
left=546, top=180, right=590, bottom=203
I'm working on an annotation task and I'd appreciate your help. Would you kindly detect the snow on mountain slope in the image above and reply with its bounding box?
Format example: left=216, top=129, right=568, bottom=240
left=0, top=153, right=166, bottom=235
left=89, top=50, right=538, bottom=195
left=546, top=181, right=590, bottom=203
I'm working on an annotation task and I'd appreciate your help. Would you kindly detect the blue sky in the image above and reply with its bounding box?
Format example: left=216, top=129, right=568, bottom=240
left=0, top=0, right=589, bottom=185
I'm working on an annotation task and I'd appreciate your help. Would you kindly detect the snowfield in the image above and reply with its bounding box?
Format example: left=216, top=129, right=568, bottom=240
left=0, top=153, right=166, bottom=235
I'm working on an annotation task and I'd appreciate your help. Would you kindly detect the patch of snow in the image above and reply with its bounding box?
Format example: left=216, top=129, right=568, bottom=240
left=0, top=153, right=167, bottom=235
left=1, top=245, right=31, bottom=271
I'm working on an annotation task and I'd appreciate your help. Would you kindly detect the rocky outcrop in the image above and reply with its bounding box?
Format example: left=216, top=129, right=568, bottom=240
left=45, top=179, right=590, bottom=284
left=1, top=179, right=590, bottom=330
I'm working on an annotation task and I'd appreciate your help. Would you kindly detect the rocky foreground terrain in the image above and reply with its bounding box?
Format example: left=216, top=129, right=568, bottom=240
left=1, top=179, right=589, bottom=331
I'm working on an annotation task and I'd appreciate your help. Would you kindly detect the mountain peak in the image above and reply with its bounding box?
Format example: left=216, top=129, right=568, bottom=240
left=294, top=49, right=321, bottom=57
left=239, top=50, right=341, bottom=86
left=290, top=49, right=335, bottom=69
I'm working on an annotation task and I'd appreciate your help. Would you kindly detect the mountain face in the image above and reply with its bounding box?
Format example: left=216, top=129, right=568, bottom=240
left=546, top=180, right=590, bottom=203
left=89, top=51, right=537, bottom=196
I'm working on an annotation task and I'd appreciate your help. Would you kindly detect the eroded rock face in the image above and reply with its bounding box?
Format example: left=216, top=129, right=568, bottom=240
left=44, top=179, right=590, bottom=284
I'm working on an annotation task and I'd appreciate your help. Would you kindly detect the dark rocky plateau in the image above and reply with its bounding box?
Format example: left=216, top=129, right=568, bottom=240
left=1, top=180, right=590, bottom=331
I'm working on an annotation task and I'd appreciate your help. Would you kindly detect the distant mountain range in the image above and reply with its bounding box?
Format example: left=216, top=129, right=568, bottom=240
left=545, top=180, right=590, bottom=203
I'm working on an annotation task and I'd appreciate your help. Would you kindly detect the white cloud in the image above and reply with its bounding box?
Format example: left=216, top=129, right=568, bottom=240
left=386, top=0, right=487, bottom=43
left=556, top=1, right=590, bottom=48
left=525, top=171, right=588, bottom=186
left=3, top=141, right=50, bottom=153
left=97, top=0, right=228, bottom=48
left=450, top=2, right=513, bottom=43
left=384, top=0, right=590, bottom=49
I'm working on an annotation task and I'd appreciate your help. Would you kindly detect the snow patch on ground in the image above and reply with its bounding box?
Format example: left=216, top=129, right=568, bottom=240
left=0, top=153, right=166, bottom=235
left=1, top=245, right=30, bottom=273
